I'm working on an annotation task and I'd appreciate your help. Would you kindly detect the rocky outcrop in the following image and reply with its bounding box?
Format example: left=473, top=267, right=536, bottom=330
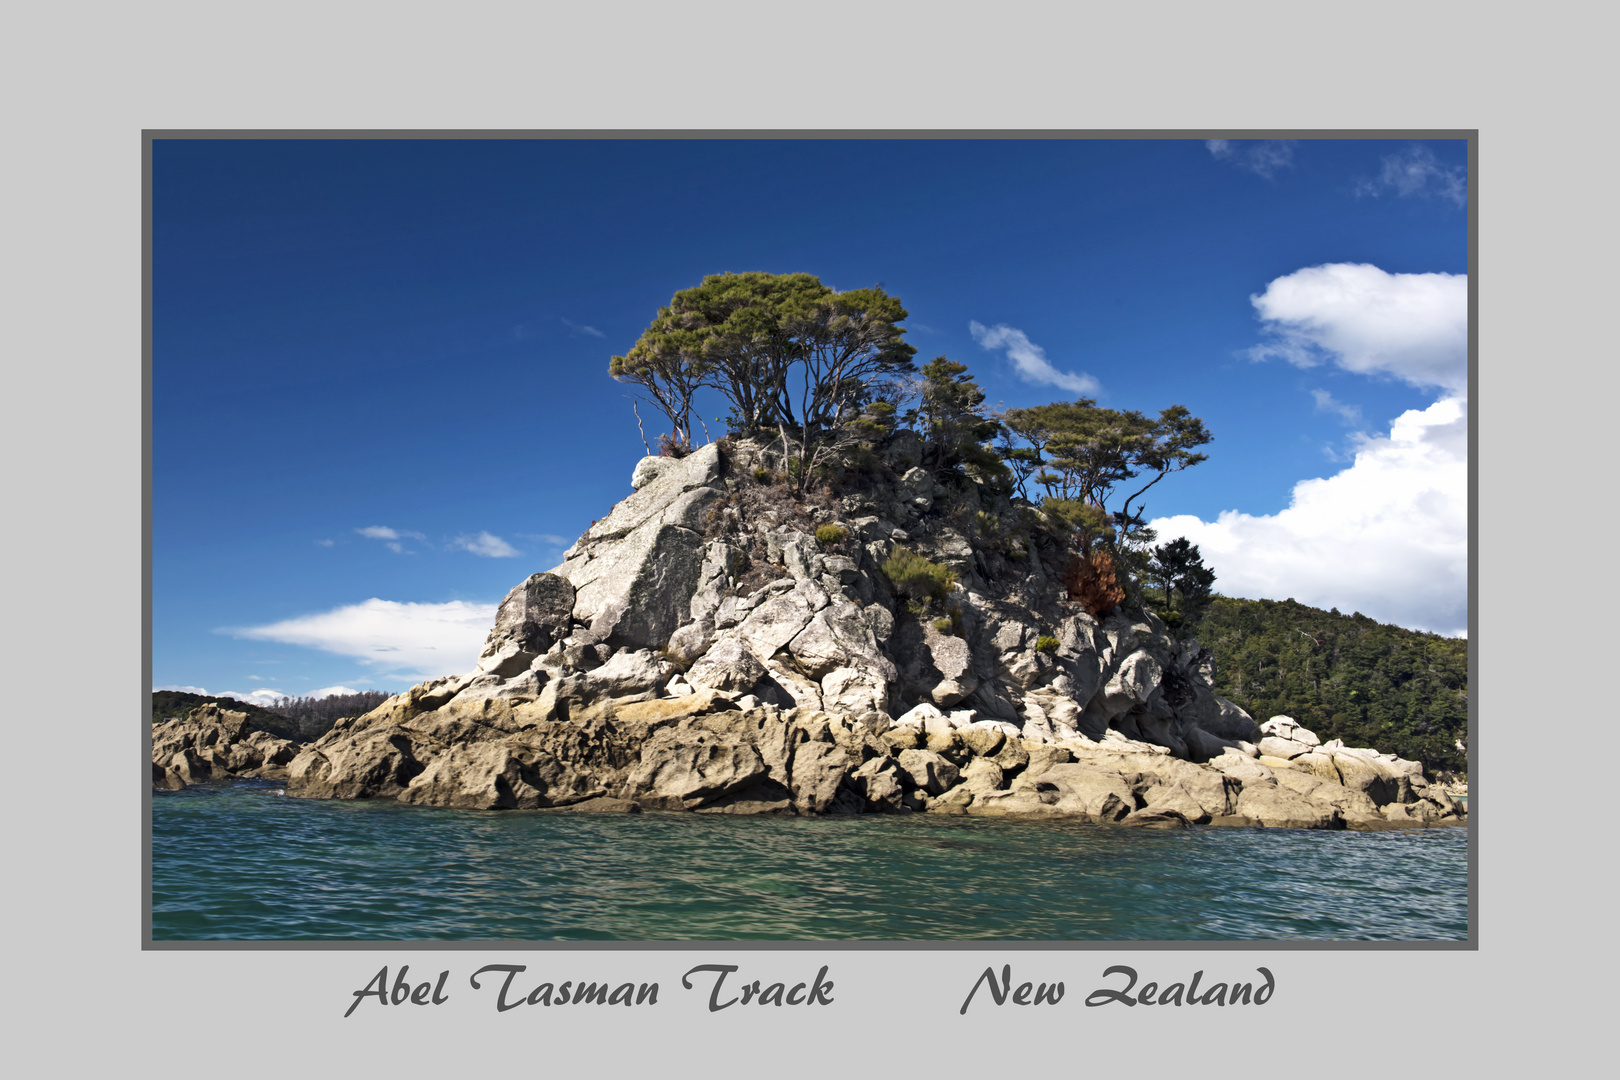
left=170, top=436, right=1462, bottom=831
left=150, top=703, right=301, bottom=790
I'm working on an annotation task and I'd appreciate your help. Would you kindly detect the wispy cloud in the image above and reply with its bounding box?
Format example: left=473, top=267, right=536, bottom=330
left=562, top=318, right=605, bottom=339
left=355, top=526, right=425, bottom=541
left=1353, top=145, right=1467, bottom=207
left=227, top=598, right=499, bottom=679
left=1206, top=139, right=1297, bottom=180
left=355, top=525, right=428, bottom=555
left=1246, top=263, right=1468, bottom=394
left=1310, top=389, right=1363, bottom=426
left=315, top=538, right=334, bottom=547
left=969, top=321, right=1100, bottom=395
left=452, top=531, right=522, bottom=558
left=516, top=532, right=571, bottom=546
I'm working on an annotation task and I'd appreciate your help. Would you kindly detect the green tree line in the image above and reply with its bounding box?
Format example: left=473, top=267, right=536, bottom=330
left=1182, top=597, right=1469, bottom=775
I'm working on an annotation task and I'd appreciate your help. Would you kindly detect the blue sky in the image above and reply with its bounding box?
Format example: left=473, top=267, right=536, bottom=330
left=152, top=137, right=1469, bottom=703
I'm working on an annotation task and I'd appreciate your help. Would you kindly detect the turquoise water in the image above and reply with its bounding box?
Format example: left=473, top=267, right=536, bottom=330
left=151, top=781, right=1469, bottom=941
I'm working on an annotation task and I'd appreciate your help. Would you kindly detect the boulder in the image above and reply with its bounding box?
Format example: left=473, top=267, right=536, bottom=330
left=686, top=638, right=767, bottom=694
left=1331, top=750, right=1398, bottom=806
left=584, top=649, right=668, bottom=702
left=478, top=572, right=576, bottom=664
left=1121, top=808, right=1193, bottom=829
left=897, top=749, right=960, bottom=795
left=623, top=727, right=769, bottom=809
left=893, top=621, right=980, bottom=708
left=1234, top=784, right=1341, bottom=829
left=985, top=762, right=1136, bottom=821
left=1257, top=736, right=1311, bottom=760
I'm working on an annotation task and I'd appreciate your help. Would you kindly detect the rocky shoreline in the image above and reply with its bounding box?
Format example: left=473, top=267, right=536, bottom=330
left=153, top=437, right=1465, bottom=831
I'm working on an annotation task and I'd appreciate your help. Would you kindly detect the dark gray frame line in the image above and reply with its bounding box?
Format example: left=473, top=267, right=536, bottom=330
left=142, top=129, right=1478, bottom=952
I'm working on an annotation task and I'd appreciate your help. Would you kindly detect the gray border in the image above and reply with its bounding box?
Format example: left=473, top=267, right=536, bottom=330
left=144, top=129, right=1476, bottom=952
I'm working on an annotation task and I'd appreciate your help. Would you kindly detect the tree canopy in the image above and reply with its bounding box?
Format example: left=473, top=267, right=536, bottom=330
left=610, top=271, right=916, bottom=459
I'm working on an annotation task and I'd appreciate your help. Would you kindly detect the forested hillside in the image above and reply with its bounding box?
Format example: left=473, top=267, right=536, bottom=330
left=1184, top=597, right=1468, bottom=775
left=150, top=691, right=303, bottom=741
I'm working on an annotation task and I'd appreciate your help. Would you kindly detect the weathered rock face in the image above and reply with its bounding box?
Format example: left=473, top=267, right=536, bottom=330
left=150, top=704, right=301, bottom=790
left=552, top=442, right=725, bottom=648
left=234, top=436, right=1460, bottom=830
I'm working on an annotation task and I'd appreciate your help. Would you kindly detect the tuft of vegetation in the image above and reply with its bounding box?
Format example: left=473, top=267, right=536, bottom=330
left=1183, top=597, right=1468, bottom=774
left=933, top=617, right=953, bottom=634
left=753, top=467, right=774, bottom=484
left=881, top=547, right=957, bottom=611
left=1034, top=635, right=1059, bottom=653
left=1064, top=548, right=1127, bottom=617
left=815, top=523, right=848, bottom=546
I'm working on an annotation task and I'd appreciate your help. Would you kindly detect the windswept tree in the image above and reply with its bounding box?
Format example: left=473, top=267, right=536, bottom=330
left=613, top=272, right=917, bottom=489
left=608, top=331, right=709, bottom=452
left=1002, top=398, right=1210, bottom=540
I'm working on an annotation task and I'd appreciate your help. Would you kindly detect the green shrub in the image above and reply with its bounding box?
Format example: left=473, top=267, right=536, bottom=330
left=933, top=617, right=953, bottom=634
left=881, top=547, right=957, bottom=610
left=753, top=468, right=774, bottom=484
left=973, top=509, right=1002, bottom=540
left=815, top=523, right=848, bottom=546
left=1034, top=635, right=1059, bottom=653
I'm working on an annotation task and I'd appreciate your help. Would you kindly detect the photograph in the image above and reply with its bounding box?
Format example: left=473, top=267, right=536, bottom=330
left=148, top=135, right=1471, bottom=944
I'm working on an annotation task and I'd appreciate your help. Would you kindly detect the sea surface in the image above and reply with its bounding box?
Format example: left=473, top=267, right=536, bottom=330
left=151, top=781, right=1469, bottom=941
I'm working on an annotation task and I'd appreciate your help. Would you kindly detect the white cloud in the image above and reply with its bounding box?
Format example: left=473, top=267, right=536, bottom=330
left=153, top=684, right=212, bottom=695
left=969, top=321, right=1100, bottom=395
left=357, top=525, right=428, bottom=554
left=452, top=531, right=522, bottom=558
left=315, top=538, right=334, bottom=547
left=219, top=688, right=291, bottom=707
left=1206, top=139, right=1297, bottom=179
left=228, top=598, right=499, bottom=679
left=311, top=684, right=365, bottom=698
left=1353, top=145, right=1467, bottom=207
left=1247, top=263, right=1468, bottom=393
left=1150, top=395, right=1467, bottom=635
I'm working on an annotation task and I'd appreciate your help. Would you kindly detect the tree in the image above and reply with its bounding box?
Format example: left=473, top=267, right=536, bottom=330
left=613, top=272, right=917, bottom=492
left=1149, top=537, right=1217, bottom=620
left=1001, top=398, right=1211, bottom=542
left=906, top=357, right=1004, bottom=479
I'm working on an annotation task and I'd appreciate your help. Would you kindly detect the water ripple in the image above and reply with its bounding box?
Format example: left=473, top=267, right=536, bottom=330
left=152, top=782, right=1468, bottom=941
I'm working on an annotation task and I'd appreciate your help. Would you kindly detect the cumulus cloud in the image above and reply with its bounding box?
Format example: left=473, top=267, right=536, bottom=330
left=1150, top=395, right=1467, bottom=635
left=1206, top=139, right=1297, bottom=179
left=969, top=321, right=1100, bottom=395
left=1354, top=145, right=1467, bottom=207
left=311, top=685, right=364, bottom=698
left=1247, top=263, right=1468, bottom=393
left=228, top=598, right=499, bottom=678
left=452, top=531, right=521, bottom=558
left=153, top=684, right=213, bottom=696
